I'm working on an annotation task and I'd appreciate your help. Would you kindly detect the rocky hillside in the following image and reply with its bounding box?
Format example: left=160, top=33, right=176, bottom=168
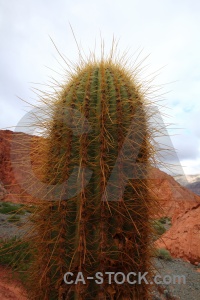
left=174, top=174, right=200, bottom=195
left=155, top=202, right=200, bottom=264
left=149, top=168, right=200, bottom=223
left=0, top=130, right=40, bottom=203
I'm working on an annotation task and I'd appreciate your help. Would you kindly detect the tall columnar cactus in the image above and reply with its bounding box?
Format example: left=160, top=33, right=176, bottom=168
left=24, top=54, right=159, bottom=299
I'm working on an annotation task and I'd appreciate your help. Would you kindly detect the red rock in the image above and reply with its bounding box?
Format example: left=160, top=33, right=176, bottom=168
left=152, top=167, right=200, bottom=264
left=155, top=203, right=200, bottom=264
left=149, top=167, right=200, bottom=223
left=0, top=130, right=40, bottom=203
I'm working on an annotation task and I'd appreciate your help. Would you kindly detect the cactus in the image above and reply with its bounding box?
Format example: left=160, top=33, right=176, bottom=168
left=19, top=49, right=159, bottom=299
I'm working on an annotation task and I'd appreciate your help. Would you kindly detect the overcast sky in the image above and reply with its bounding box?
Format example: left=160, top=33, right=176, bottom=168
left=0, top=0, right=200, bottom=175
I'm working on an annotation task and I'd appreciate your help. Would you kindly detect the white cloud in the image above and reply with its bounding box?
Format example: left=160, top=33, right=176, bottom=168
left=0, top=0, right=200, bottom=174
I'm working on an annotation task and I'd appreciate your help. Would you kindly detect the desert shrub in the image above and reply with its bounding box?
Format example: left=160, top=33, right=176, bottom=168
left=0, top=202, right=25, bottom=215
left=159, top=217, right=167, bottom=224
left=156, top=248, right=172, bottom=261
left=152, top=220, right=166, bottom=236
left=166, top=216, right=172, bottom=225
left=7, top=215, right=21, bottom=223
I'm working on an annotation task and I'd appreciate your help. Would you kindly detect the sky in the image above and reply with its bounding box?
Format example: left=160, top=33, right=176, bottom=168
left=0, top=0, right=200, bottom=175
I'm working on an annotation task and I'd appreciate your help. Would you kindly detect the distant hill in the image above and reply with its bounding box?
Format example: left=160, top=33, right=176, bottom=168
left=174, top=174, right=200, bottom=195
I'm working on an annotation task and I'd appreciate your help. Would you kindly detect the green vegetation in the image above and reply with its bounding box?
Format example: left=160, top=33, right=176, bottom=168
left=152, top=219, right=167, bottom=236
left=0, top=236, right=30, bottom=267
left=0, top=236, right=32, bottom=282
left=7, top=215, right=21, bottom=223
left=0, top=202, right=25, bottom=215
left=156, top=248, right=172, bottom=261
left=152, top=216, right=172, bottom=240
left=159, top=216, right=172, bottom=225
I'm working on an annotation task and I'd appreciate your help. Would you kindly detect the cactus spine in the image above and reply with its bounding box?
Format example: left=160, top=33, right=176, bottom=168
left=26, top=53, right=158, bottom=299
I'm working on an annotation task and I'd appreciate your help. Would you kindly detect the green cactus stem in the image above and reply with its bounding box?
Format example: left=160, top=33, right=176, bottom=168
left=21, top=52, right=159, bottom=300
